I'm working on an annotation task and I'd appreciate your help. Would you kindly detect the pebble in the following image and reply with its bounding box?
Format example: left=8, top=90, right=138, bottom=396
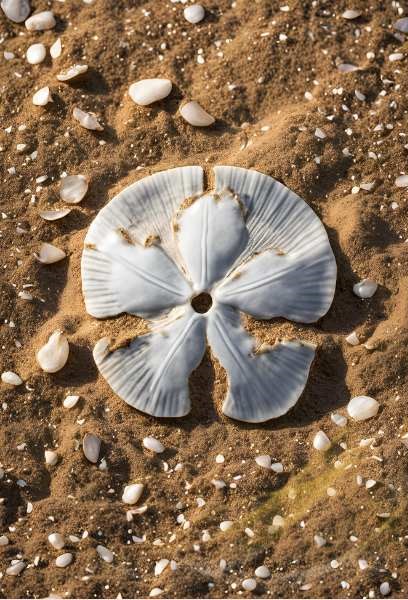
left=1, top=371, right=23, bottom=385
left=73, top=107, right=103, bottom=131
left=183, top=3, right=205, bottom=24
left=35, top=242, right=66, bottom=264
left=255, top=454, right=271, bottom=469
left=57, top=64, right=88, bottom=81
left=44, top=450, right=58, bottom=466
left=55, top=553, right=73, bottom=568
left=180, top=101, right=215, bottom=126
left=50, top=38, right=62, bottom=59
left=331, top=413, right=347, bottom=427
left=26, top=43, right=46, bottom=65
left=40, top=209, right=71, bottom=221
left=63, top=395, right=79, bottom=409
left=313, top=430, right=331, bottom=451
left=6, top=560, right=25, bottom=575
left=128, top=78, right=172, bottom=106
left=353, top=279, right=377, bottom=298
left=254, top=565, right=270, bottom=578
left=96, top=544, right=113, bottom=563
left=220, top=520, right=233, bottom=532
left=154, top=558, right=169, bottom=576
left=82, top=433, right=101, bottom=463
left=345, top=331, right=359, bottom=346
left=342, top=9, right=361, bottom=19
left=347, top=396, right=379, bottom=421
left=242, top=578, right=257, bottom=592
left=143, top=436, right=164, bottom=453
left=60, top=174, right=88, bottom=204
left=36, top=331, right=69, bottom=373
left=122, top=483, right=144, bottom=504
left=48, top=533, right=65, bottom=550
left=25, top=10, right=55, bottom=31
left=1, top=0, right=30, bottom=22
left=33, top=86, right=52, bottom=106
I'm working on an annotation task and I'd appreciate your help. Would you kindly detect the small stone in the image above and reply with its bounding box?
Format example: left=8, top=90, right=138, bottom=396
left=347, top=396, right=379, bottom=421
left=353, top=279, right=377, bottom=298
left=1, top=0, right=30, bottom=23
left=0, top=535, right=9, bottom=545
left=26, top=43, right=46, bottom=65
left=44, top=450, right=58, bottom=466
left=365, top=479, right=377, bottom=489
left=128, top=79, right=172, bottom=106
left=143, top=437, right=164, bottom=453
left=122, top=483, right=144, bottom=504
left=395, top=174, right=408, bottom=187
left=271, top=462, right=283, bottom=473
left=82, top=433, right=101, bottom=463
left=183, top=4, right=205, bottom=24
left=1, top=371, right=23, bottom=386
left=57, top=64, right=88, bottom=81
left=254, top=565, right=270, bottom=578
left=33, top=86, right=52, bottom=106
left=242, top=578, right=257, bottom=592
left=179, top=101, right=215, bottom=126
left=60, top=175, right=88, bottom=204
left=215, top=454, right=225, bottom=463
left=48, top=533, right=65, bottom=550
left=313, top=430, right=331, bottom=451
left=149, top=588, right=163, bottom=598
left=272, top=515, right=284, bottom=528
left=380, top=582, right=391, bottom=596
left=25, top=10, right=55, bottom=31
left=73, top=107, right=103, bottom=131
left=96, top=544, right=113, bottom=563
left=55, top=553, right=72, bottom=568
left=315, top=127, right=326, bottom=139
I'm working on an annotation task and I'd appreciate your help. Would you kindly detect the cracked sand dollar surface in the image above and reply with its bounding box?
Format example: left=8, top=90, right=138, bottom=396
left=81, top=166, right=337, bottom=422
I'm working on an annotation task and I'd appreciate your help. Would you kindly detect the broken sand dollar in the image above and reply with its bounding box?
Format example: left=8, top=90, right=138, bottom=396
left=81, top=166, right=336, bottom=422
left=60, top=175, right=88, bottom=204
left=128, top=78, right=172, bottom=106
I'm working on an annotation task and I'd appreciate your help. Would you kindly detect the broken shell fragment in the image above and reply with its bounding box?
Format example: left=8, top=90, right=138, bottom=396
left=395, top=174, right=408, bottom=187
left=347, top=396, right=379, bottom=421
left=57, top=64, right=88, bottom=81
left=32, top=86, right=52, bottom=106
left=345, top=331, right=359, bottom=346
left=128, top=78, right=172, bottom=106
left=25, top=10, right=55, bottom=31
left=394, top=17, right=408, bottom=33
left=44, top=450, right=58, bottom=466
left=6, top=561, right=25, bottom=576
left=255, top=565, right=270, bottom=579
left=48, top=533, right=65, bottom=549
left=73, top=107, right=103, bottom=131
left=179, top=101, right=215, bottom=126
left=96, top=545, right=113, bottom=563
left=143, top=437, right=165, bottom=453
left=353, top=279, right=377, bottom=298
left=60, top=175, right=88, bottom=204
left=255, top=455, right=271, bottom=469
left=331, top=413, right=347, bottom=427
left=1, top=371, right=23, bottom=386
left=342, top=9, right=361, bottom=19
left=26, top=43, right=46, bottom=65
left=82, top=433, right=101, bottom=463
left=313, top=430, right=331, bottom=451
left=63, top=394, right=79, bottom=408
left=154, top=558, right=169, bottom=576
left=39, top=208, right=71, bottom=221
left=55, top=553, right=72, bottom=568
left=50, top=38, right=62, bottom=59
left=184, top=4, right=205, bottom=23
left=35, top=242, right=66, bottom=264
left=122, top=483, right=144, bottom=504
left=1, top=0, right=30, bottom=23
left=36, top=330, right=69, bottom=373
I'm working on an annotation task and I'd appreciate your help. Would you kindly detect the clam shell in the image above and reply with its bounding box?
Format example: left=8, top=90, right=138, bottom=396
left=82, top=433, right=101, bottom=463
left=57, top=64, right=88, bottom=81
left=128, top=79, right=172, bottom=106
left=50, top=38, right=62, bottom=59
left=122, top=483, right=144, bottom=504
left=73, top=107, right=103, bottom=131
left=60, top=175, right=88, bottom=204
left=313, top=430, right=331, bottom=451
left=179, top=101, right=215, bottom=126
left=347, top=396, right=379, bottom=421
left=35, top=242, right=66, bottom=264
left=39, top=208, right=71, bottom=221
left=48, top=533, right=65, bottom=549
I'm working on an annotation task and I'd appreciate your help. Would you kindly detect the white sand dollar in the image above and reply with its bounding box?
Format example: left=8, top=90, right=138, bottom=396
left=25, top=10, right=55, bottom=30
left=129, top=79, right=172, bottom=106
left=32, top=86, right=52, bottom=106
left=180, top=101, right=215, bottom=126
left=347, top=396, right=379, bottom=421
left=26, top=43, right=46, bottom=65
left=60, top=175, right=88, bottom=204
left=184, top=4, right=205, bottom=23
left=82, top=166, right=336, bottom=422
left=36, top=331, right=69, bottom=373
left=1, top=0, right=30, bottom=23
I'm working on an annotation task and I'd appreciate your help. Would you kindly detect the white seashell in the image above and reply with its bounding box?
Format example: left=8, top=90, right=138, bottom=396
left=315, top=127, right=326, bottom=139
left=143, top=436, right=164, bottom=453
left=33, top=86, right=52, bottom=106
left=1, top=0, right=30, bottom=22
left=55, top=553, right=72, bottom=567
left=63, top=394, right=79, bottom=408
left=271, top=462, right=283, bottom=473
left=73, top=107, right=103, bottom=131
left=347, top=395, right=379, bottom=421
left=96, top=544, right=113, bottom=563
left=0, top=535, right=9, bottom=545
left=272, top=515, right=284, bottom=528
left=154, top=558, right=169, bottom=576
left=220, top=520, right=233, bottom=532
left=389, top=52, right=404, bottom=62
left=215, top=454, right=225, bottom=463
left=82, top=433, right=101, bottom=463
left=345, top=331, right=359, bottom=346
left=44, top=450, right=58, bottom=466
left=395, top=174, right=408, bottom=187
left=342, top=9, right=361, bottom=19
left=122, top=483, right=144, bottom=504
left=40, top=208, right=71, bottom=221
left=1, top=371, right=23, bottom=385
left=35, top=242, right=66, bottom=264
left=57, top=64, right=88, bottom=81
left=358, top=559, right=368, bottom=570
left=254, top=565, right=270, bottom=578
left=183, top=4, right=205, bottom=24
left=25, top=10, right=55, bottom=31
left=380, top=582, right=391, bottom=596
left=4, top=51, right=15, bottom=60
left=60, top=174, right=88, bottom=204
left=179, top=101, right=215, bottom=126
left=50, top=38, right=62, bottom=59
left=6, top=560, right=25, bottom=575
left=365, top=479, right=376, bottom=489
left=212, top=479, right=226, bottom=489
left=313, top=430, right=331, bottom=451
left=149, top=588, right=163, bottom=597
left=242, top=579, right=257, bottom=592
left=353, top=279, right=377, bottom=298
left=48, top=533, right=65, bottom=549
left=337, top=63, right=359, bottom=72
left=331, top=413, right=347, bottom=427
left=26, top=43, right=46, bottom=65
left=255, top=455, right=271, bottom=469
left=314, top=534, right=326, bottom=547
left=128, top=79, right=172, bottom=106
left=36, top=330, right=69, bottom=373
left=394, top=17, right=408, bottom=33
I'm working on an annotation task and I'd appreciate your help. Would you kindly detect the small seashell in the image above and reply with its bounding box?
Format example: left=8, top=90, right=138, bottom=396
left=358, top=558, right=368, bottom=570
left=25, top=10, right=55, bottom=31
left=122, top=483, right=144, bottom=504
left=179, top=101, right=215, bottom=126
left=154, top=558, right=169, bottom=576
left=96, top=544, right=113, bottom=563
left=57, top=64, right=88, bottom=81
left=254, top=565, right=270, bottom=578
left=211, top=479, right=226, bottom=489
left=82, top=433, right=101, bottom=463
left=313, top=430, right=331, bottom=451
left=394, top=17, right=408, bottom=33
left=314, top=534, right=326, bottom=547
left=342, top=9, right=361, bottom=19
left=242, top=578, right=257, bottom=592
left=353, top=279, right=377, bottom=298
left=1, top=0, right=30, bottom=23
left=272, top=514, right=284, bottom=528
left=50, top=38, right=62, bottom=59
left=35, top=242, right=66, bottom=264
left=63, top=394, right=79, bottom=408
left=215, top=454, right=225, bottom=463
left=33, top=86, right=52, bottom=106
left=6, top=560, right=25, bottom=576
left=337, top=63, right=359, bottom=72
left=44, top=450, right=58, bottom=466
left=255, top=454, right=271, bottom=469
left=347, top=395, right=379, bottom=421
left=1, top=371, right=23, bottom=386
left=345, top=331, right=359, bottom=346
left=395, top=174, right=408, bottom=187
left=128, top=79, right=172, bottom=106
left=48, top=533, right=65, bottom=549
left=39, top=208, right=71, bottom=221
left=220, top=520, right=233, bottom=532
left=143, top=436, right=164, bottom=453
left=271, top=462, right=283, bottom=473
left=60, top=175, right=88, bottom=204
left=183, top=3, right=205, bottom=24
left=0, top=535, right=9, bottom=546
left=365, top=479, right=376, bottom=489
left=149, top=588, right=163, bottom=598
left=389, top=52, right=404, bottom=62
left=73, top=107, right=103, bottom=131
left=380, top=582, right=391, bottom=596
left=55, top=553, right=73, bottom=568
left=314, top=127, right=326, bottom=139
left=36, top=330, right=69, bottom=373
left=331, top=413, right=347, bottom=427
left=26, top=43, right=46, bottom=65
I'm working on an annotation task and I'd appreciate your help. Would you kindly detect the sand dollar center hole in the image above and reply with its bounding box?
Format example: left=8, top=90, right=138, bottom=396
left=191, top=292, right=213, bottom=313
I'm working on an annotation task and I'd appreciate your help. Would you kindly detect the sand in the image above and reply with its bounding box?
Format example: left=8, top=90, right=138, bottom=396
left=1, top=0, right=408, bottom=598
